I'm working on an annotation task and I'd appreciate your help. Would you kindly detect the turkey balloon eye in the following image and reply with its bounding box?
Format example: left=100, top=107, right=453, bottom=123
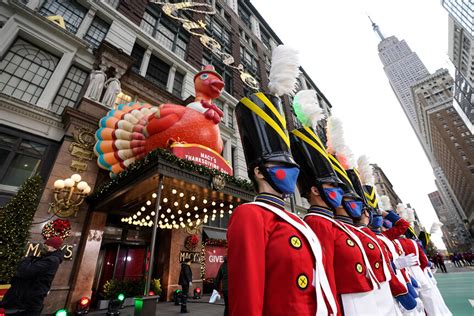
left=200, top=74, right=209, bottom=80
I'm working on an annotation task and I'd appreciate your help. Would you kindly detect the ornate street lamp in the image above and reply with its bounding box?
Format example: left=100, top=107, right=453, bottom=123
left=52, top=174, right=91, bottom=217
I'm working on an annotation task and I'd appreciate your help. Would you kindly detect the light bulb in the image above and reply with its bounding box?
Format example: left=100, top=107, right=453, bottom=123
left=186, top=212, right=191, bottom=217
left=220, top=210, right=224, bottom=214
left=146, top=200, right=151, bottom=206
left=54, top=179, right=65, bottom=189
left=203, top=208, right=207, bottom=213
left=220, top=203, right=224, bottom=207
left=141, top=206, right=146, bottom=211
left=185, top=204, right=189, bottom=209
left=212, top=201, right=216, bottom=206
left=163, top=198, right=168, bottom=203
left=195, top=214, right=199, bottom=218
left=167, top=208, right=172, bottom=213
left=229, top=204, right=234, bottom=209
left=137, top=211, right=141, bottom=216
left=191, top=196, right=196, bottom=201
left=178, top=210, right=182, bottom=215
left=174, top=202, right=179, bottom=207
left=189, top=222, right=193, bottom=227
left=71, top=174, right=81, bottom=182
left=133, top=215, right=137, bottom=219
left=187, top=218, right=191, bottom=223
left=220, top=214, right=224, bottom=218
left=170, top=214, right=175, bottom=219
left=77, top=181, right=88, bottom=191
left=160, top=214, right=165, bottom=218
left=203, top=199, right=208, bottom=204
left=196, top=219, right=201, bottom=225
left=151, top=211, right=155, bottom=216
left=194, top=206, right=198, bottom=211
left=172, top=189, right=177, bottom=194
left=180, top=222, right=186, bottom=228
left=159, top=220, right=163, bottom=225
left=213, top=210, right=217, bottom=214
left=83, top=186, right=91, bottom=194
left=179, top=192, right=184, bottom=197
left=152, top=193, right=157, bottom=198
left=229, top=210, right=233, bottom=214
left=164, top=218, right=168, bottom=223
left=64, top=178, right=74, bottom=187
left=146, top=216, right=150, bottom=220
left=179, top=217, right=183, bottom=222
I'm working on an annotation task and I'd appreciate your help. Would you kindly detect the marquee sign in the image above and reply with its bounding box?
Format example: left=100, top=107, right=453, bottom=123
left=150, top=1, right=259, bottom=90
left=171, top=143, right=233, bottom=176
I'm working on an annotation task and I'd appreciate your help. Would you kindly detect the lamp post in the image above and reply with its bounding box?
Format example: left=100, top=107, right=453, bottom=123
left=52, top=174, right=91, bottom=217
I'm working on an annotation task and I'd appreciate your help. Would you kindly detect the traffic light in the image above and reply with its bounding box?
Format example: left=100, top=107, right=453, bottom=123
left=193, top=287, right=201, bottom=299
left=75, top=297, right=90, bottom=315
left=106, top=293, right=125, bottom=316
left=55, top=309, right=68, bottom=316
left=173, top=289, right=182, bottom=305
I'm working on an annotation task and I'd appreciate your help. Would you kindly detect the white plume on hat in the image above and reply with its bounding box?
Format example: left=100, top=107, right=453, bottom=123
left=357, top=155, right=374, bottom=186
left=292, top=90, right=326, bottom=129
left=406, top=208, right=415, bottom=224
left=379, top=195, right=393, bottom=211
left=326, top=116, right=345, bottom=155
left=396, top=203, right=407, bottom=219
left=430, top=222, right=443, bottom=234
left=268, top=45, right=300, bottom=96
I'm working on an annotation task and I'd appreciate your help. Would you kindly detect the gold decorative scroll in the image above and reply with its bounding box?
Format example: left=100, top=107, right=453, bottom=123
left=47, top=15, right=66, bottom=29
left=149, top=1, right=259, bottom=90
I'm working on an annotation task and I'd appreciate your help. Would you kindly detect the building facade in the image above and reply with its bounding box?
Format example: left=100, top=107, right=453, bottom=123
left=411, top=68, right=474, bottom=240
left=428, top=190, right=471, bottom=252
left=370, top=163, right=403, bottom=210
left=0, top=0, right=334, bottom=312
left=446, top=15, right=474, bottom=124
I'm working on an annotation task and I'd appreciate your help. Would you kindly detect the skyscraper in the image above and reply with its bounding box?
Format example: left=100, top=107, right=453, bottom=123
left=370, top=18, right=430, bottom=135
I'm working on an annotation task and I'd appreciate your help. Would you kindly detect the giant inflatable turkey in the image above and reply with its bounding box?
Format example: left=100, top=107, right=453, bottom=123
left=94, top=65, right=225, bottom=174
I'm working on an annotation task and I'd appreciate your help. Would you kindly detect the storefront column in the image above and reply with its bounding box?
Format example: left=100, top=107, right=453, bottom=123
left=75, top=8, right=97, bottom=39
left=36, top=52, right=75, bottom=109
left=166, top=65, right=177, bottom=94
left=66, top=211, right=107, bottom=309
left=139, top=48, right=152, bottom=77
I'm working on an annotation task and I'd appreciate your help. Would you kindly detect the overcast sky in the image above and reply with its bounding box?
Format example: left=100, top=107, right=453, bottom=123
left=250, top=0, right=452, bottom=248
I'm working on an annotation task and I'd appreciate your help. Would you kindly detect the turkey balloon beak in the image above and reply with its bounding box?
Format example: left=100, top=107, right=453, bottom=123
left=210, top=79, right=224, bottom=94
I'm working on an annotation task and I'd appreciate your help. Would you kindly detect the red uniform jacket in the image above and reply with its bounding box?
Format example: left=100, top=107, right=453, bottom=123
left=364, top=228, right=408, bottom=297
left=396, top=237, right=429, bottom=270
left=227, top=198, right=320, bottom=316
left=382, top=213, right=410, bottom=240
left=305, top=209, right=375, bottom=299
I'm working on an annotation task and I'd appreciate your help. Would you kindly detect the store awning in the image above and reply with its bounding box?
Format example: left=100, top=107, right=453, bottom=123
left=203, top=228, right=227, bottom=241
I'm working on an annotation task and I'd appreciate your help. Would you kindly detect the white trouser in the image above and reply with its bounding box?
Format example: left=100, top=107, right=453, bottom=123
left=341, top=290, right=381, bottom=315
left=374, top=282, right=399, bottom=316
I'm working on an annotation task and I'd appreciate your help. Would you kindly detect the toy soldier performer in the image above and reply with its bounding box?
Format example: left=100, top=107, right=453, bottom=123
left=227, top=46, right=337, bottom=316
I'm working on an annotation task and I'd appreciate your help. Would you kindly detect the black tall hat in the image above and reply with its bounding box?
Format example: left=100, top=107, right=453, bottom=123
left=235, top=92, right=298, bottom=171
left=363, top=185, right=379, bottom=209
left=418, top=231, right=430, bottom=249
left=347, top=169, right=369, bottom=206
left=290, top=126, right=344, bottom=194
left=328, top=154, right=362, bottom=200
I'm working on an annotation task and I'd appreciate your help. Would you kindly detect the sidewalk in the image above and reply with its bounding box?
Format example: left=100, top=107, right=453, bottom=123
left=89, top=296, right=224, bottom=316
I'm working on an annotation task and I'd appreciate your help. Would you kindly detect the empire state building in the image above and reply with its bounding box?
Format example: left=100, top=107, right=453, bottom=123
left=371, top=18, right=430, bottom=133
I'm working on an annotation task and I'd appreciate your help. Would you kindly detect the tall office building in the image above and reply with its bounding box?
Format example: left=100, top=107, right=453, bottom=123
left=443, top=0, right=474, bottom=124
left=428, top=190, right=470, bottom=252
left=411, top=69, right=474, bottom=237
left=371, top=163, right=403, bottom=209
left=370, top=18, right=430, bottom=135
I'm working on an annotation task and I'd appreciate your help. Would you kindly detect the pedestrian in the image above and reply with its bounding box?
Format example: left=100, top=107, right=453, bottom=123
left=0, top=237, right=64, bottom=316
left=437, top=253, right=447, bottom=273
left=214, top=257, right=228, bottom=316
left=432, top=254, right=440, bottom=269
left=178, top=258, right=193, bottom=313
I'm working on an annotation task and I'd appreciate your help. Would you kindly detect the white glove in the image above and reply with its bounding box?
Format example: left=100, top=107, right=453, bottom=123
left=394, top=254, right=418, bottom=269
left=415, top=298, right=424, bottom=313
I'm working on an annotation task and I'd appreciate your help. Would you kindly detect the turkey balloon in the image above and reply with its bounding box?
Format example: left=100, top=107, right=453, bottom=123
left=94, top=65, right=228, bottom=175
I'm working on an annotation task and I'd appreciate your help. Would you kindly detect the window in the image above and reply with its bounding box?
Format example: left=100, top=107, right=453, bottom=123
left=238, top=4, right=252, bottom=29
left=140, top=7, right=189, bottom=59
left=104, top=0, right=120, bottom=8
left=0, top=38, right=59, bottom=105
left=202, top=53, right=232, bottom=94
left=146, top=55, right=170, bottom=88
left=130, top=43, right=146, bottom=73
left=0, top=129, right=58, bottom=189
left=227, top=107, right=234, bottom=129
left=214, top=98, right=224, bottom=112
left=204, top=15, right=232, bottom=54
left=51, top=66, right=88, bottom=114
left=39, top=0, right=87, bottom=34
left=173, top=71, right=184, bottom=97
left=240, top=46, right=258, bottom=74
left=260, top=28, right=271, bottom=49
left=84, top=16, right=110, bottom=49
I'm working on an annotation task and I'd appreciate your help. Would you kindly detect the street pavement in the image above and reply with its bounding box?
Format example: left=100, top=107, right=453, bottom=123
left=88, top=264, right=474, bottom=316
left=89, top=295, right=224, bottom=316
left=434, top=263, right=474, bottom=316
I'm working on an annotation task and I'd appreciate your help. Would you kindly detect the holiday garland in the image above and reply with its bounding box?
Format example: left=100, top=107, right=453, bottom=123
left=0, top=175, right=43, bottom=283
left=42, top=218, right=72, bottom=240
left=88, top=148, right=254, bottom=202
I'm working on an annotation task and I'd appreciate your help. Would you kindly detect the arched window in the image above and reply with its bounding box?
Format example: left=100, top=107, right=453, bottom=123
left=0, top=38, right=59, bottom=104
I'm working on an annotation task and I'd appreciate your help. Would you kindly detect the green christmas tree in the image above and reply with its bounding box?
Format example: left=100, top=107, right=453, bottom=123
left=0, top=175, right=43, bottom=283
